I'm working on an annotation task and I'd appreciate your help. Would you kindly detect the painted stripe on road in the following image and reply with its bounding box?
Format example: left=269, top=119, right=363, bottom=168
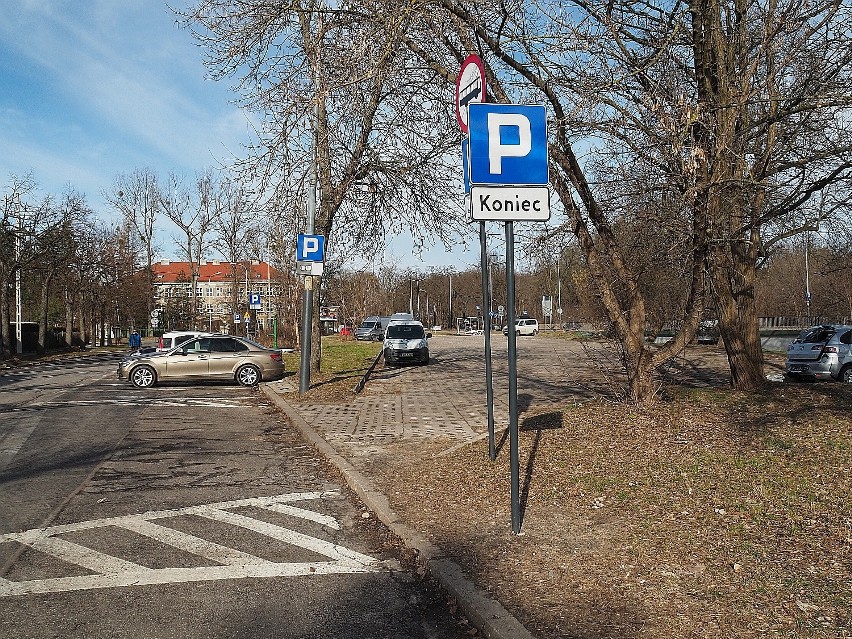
left=197, top=508, right=373, bottom=567
left=0, top=492, right=378, bottom=597
left=28, top=537, right=147, bottom=574
left=0, top=561, right=374, bottom=596
left=29, top=398, right=248, bottom=409
left=0, top=422, right=37, bottom=472
left=115, top=519, right=272, bottom=566
left=264, top=503, right=341, bottom=530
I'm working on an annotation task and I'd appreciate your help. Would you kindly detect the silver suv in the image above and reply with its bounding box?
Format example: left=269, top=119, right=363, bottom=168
left=785, top=325, right=852, bottom=382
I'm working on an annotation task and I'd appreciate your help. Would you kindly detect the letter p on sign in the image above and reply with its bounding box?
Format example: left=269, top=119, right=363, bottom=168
left=468, top=103, right=548, bottom=186
left=488, top=113, right=532, bottom=174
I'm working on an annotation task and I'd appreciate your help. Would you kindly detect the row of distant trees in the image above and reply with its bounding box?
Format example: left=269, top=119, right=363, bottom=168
left=324, top=242, right=852, bottom=332
left=3, top=165, right=845, bottom=358
left=2, top=167, right=850, bottom=370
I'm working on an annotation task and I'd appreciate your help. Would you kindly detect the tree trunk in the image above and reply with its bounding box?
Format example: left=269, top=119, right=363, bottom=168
left=714, top=253, right=766, bottom=389
left=310, top=278, right=322, bottom=375
left=64, top=288, right=74, bottom=347
left=620, top=330, right=658, bottom=404
left=0, top=279, right=10, bottom=357
left=38, top=277, right=50, bottom=354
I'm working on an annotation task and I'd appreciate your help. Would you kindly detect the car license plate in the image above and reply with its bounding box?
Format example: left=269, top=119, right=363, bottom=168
left=399, top=352, right=413, bottom=358
left=790, top=364, right=807, bottom=373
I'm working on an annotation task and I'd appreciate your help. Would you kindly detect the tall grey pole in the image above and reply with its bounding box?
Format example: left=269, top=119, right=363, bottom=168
left=805, top=232, right=811, bottom=326
left=14, top=196, right=23, bottom=355
left=15, top=229, right=22, bottom=355
left=299, top=129, right=317, bottom=395
left=448, top=274, right=453, bottom=330
left=479, top=222, right=496, bottom=461
left=505, top=221, right=520, bottom=533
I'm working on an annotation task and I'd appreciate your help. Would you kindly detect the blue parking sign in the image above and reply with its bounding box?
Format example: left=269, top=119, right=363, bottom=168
left=297, top=234, right=325, bottom=262
left=468, top=104, right=548, bottom=186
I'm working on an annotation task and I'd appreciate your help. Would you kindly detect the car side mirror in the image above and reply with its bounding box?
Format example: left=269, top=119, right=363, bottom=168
left=426, top=332, right=432, bottom=339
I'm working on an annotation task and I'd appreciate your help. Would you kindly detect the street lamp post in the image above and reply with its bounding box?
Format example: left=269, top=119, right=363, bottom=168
left=14, top=195, right=23, bottom=355
left=805, top=232, right=812, bottom=326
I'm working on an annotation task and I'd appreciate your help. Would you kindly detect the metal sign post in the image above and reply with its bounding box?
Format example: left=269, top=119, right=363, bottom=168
left=479, top=221, right=496, bottom=461
left=458, top=54, right=496, bottom=462
left=505, top=222, right=520, bottom=534
left=297, top=240, right=325, bottom=394
left=466, top=102, right=549, bottom=534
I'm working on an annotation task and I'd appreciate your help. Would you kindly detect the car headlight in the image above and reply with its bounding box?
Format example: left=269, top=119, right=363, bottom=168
left=384, top=340, right=392, bottom=348
left=418, top=339, right=428, bottom=349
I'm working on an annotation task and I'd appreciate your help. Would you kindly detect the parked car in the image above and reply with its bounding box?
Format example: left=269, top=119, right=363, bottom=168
left=503, top=318, right=539, bottom=336
left=157, top=330, right=211, bottom=352
left=118, top=334, right=284, bottom=388
left=383, top=320, right=431, bottom=365
left=785, top=324, right=852, bottom=382
left=355, top=317, right=389, bottom=341
left=697, top=320, right=720, bottom=345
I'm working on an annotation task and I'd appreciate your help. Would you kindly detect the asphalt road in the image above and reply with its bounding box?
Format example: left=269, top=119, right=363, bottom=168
left=0, top=353, right=466, bottom=639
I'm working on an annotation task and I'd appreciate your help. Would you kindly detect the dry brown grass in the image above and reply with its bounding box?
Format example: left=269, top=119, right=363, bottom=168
left=358, top=383, right=851, bottom=638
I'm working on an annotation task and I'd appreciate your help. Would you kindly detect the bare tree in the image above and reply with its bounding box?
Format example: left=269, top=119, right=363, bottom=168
left=179, top=0, right=471, bottom=373
left=104, top=168, right=160, bottom=331
left=159, top=171, right=217, bottom=324
left=1, top=177, right=86, bottom=356
left=388, top=0, right=852, bottom=399
left=209, top=175, right=258, bottom=329
left=31, top=191, right=91, bottom=352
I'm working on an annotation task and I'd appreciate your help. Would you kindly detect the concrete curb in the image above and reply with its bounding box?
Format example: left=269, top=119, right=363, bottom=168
left=259, top=384, right=537, bottom=639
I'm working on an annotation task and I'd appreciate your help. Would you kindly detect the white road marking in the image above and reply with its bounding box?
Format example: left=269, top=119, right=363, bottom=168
left=28, top=537, right=148, bottom=574
left=28, top=398, right=247, bottom=409
left=264, top=503, right=341, bottom=530
left=0, top=422, right=37, bottom=472
left=115, top=519, right=271, bottom=566
left=198, top=508, right=373, bottom=566
left=0, top=492, right=378, bottom=597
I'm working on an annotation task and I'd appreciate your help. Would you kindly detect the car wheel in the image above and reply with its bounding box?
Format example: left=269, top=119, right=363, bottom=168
left=839, top=366, right=852, bottom=383
left=131, top=365, right=156, bottom=388
left=236, top=364, right=261, bottom=386
left=532, top=329, right=538, bottom=336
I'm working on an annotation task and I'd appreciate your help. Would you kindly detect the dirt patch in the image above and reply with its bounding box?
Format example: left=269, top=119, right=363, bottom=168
left=341, top=382, right=851, bottom=638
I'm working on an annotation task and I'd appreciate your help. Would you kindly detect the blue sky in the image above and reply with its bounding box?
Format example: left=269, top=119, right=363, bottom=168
left=0, top=1, right=252, bottom=215
left=0, top=0, right=483, bottom=268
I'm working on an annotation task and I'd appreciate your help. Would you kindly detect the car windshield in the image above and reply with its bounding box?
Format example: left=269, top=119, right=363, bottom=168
left=386, top=324, right=425, bottom=340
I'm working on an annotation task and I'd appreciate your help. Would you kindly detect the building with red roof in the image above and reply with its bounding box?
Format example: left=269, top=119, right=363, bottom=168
left=151, top=260, right=282, bottom=333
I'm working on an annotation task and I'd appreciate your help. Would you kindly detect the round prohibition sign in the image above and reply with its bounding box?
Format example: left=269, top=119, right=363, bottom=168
left=455, top=54, right=487, bottom=133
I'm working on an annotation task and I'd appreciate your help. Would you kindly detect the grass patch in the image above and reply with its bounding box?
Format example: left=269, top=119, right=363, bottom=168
left=283, top=336, right=382, bottom=401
